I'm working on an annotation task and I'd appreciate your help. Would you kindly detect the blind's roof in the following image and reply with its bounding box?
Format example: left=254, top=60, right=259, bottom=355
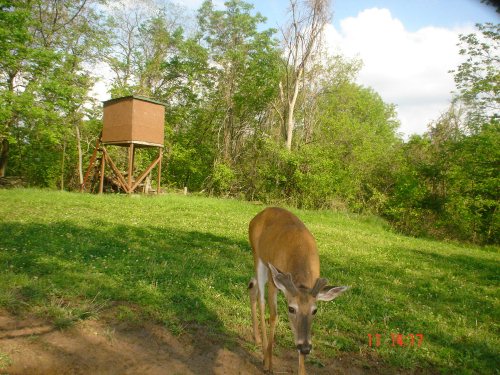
left=103, top=95, right=166, bottom=107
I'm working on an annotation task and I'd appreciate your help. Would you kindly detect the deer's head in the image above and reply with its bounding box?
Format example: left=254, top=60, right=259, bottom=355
left=268, top=263, right=348, bottom=355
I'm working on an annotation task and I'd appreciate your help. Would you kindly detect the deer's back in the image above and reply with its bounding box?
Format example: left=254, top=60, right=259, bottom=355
left=249, top=207, right=320, bottom=286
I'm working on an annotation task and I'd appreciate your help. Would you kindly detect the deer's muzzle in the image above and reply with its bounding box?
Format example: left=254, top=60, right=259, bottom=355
left=296, top=343, right=312, bottom=355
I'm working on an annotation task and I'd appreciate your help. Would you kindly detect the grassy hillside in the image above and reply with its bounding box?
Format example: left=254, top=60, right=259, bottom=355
left=0, top=189, right=498, bottom=374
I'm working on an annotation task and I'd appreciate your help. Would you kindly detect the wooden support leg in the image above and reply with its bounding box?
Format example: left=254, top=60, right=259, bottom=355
left=157, top=147, right=162, bottom=194
left=128, top=143, right=134, bottom=193
left=98, top=155, right=105, bottom=194
left=130, top=153, right=161, bottom=192
left=102, top=147, right=129, bottom=193
left=81, top=137, right=101, bottom=192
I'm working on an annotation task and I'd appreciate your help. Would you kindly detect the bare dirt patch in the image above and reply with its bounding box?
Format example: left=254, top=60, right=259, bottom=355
left=0, top=310, right=398, bottom=375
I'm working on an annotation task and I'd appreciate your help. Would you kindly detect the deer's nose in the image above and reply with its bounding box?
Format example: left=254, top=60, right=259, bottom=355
left=297, top=343, right=312, bottom=355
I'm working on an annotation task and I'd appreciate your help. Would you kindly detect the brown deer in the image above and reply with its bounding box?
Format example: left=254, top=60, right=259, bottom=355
left=248, top=207, right=348, bottom=374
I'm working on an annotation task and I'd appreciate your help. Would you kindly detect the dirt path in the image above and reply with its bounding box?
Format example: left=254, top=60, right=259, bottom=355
left=0, top=310, right=392, bottom=375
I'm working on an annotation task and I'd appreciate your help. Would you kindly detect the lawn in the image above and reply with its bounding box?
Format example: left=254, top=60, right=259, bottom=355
left=0, top=189, right=498, bottom=374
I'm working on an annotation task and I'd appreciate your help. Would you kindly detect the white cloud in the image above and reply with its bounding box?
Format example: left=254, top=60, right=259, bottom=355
left=171, top=0, right=202, bottom=8
left=324, top=8, right=474, bottom=137
left=171, top=0, right=224, bottom=9
left=89, top=62, right=113, bottom=102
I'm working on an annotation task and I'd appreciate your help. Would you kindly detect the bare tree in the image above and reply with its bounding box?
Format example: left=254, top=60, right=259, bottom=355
left=279, top=0, right=332, bottom=150
left=105, top=0, right=188, bottom=97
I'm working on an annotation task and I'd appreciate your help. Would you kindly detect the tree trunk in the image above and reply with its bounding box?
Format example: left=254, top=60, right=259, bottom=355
left=1, top=72, right=15, bottom=178
left=60, top=139, right=66, bottom=190
left=282, top=0, right=331, bottom=150
left=285, top=68, right=302, bottom=150
left=0, top=139, right=9, bottom=177
left=75, top=123, right=84, bottom=186
left=286, top=104, right=295, bottom=150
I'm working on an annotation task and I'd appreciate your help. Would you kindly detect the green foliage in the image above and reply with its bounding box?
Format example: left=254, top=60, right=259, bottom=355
left=0, top=351, right=12, bottom=370
left=312, top=82, right=400, bottom=211
left=235, top=81, right=401, bottom=212
left=451, top=23, right=499, bottom=126
left=442, top=121, right=499, bottom=243
left=166, top=135, right=214, bottom=191
left=0, top=0, right=108, bottom=186
left=207, top=162, right=237, bottom=195
left=386, top=110, right=499, bottom=243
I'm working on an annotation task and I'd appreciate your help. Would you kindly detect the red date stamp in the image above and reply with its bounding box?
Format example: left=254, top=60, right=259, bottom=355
left=368, top=333, right=424, bottom=348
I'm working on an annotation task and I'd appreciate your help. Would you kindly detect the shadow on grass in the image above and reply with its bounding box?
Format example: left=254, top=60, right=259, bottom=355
left=0, top=220, right=262, bottom=374
left=411, top=248, right=499, bottom=282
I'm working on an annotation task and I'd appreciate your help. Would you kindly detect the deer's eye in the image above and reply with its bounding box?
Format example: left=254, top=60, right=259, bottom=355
left=288, top=306, right=296, bottom=314
left=312, top=308, right=318, bottom=315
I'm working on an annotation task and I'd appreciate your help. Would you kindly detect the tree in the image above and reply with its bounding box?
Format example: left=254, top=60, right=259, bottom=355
left=104, top=0, right=190, bottom=98
left=0, top=0, right=31, bottom=176
left=193, top=0, right=283, bottom=197
left=197, top=0, right=281, bottom=166
left=451, top=23, right=499, bottom=129
left=309, top=81, right=400, bottom=210
left=448, top=23, right=499, bottom=242
left=0, top=0, right=107, bottom=185
left=279, top=0, right=331, bottom=150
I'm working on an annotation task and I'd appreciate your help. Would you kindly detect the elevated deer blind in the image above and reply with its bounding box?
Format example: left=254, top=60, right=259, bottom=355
left=81, top=95, right=165, bottom=194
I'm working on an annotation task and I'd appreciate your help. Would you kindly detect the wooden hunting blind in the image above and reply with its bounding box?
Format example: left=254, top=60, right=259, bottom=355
left=102, top=96, right=164, bottom=146
left=81, top=95, right=165, bottom=194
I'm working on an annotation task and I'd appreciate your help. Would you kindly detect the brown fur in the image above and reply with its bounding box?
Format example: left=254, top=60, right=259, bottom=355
left=249, top=207, right=320, bottom=288
left=248, top=207, right=347, bottom=375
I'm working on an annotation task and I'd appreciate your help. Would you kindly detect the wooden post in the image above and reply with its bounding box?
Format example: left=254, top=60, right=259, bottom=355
left=130, top=154, right=161, bottom=192
left=81, top=137, right=101, bottom=192
left=128, top=143, right=134, bottom=193
left=98, top=155, right=105, bottom=194
left=157, top=147, right=162, bottom=195
left=102, top=146, right=129, bottom=193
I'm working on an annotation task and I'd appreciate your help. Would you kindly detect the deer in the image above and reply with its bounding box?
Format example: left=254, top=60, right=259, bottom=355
left=248, top=207, right=348, bottom=375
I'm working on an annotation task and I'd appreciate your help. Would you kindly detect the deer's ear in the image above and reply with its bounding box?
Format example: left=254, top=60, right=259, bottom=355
left=316, top=286, right=349, bottom=302
left=268, top=263, right=298, bottom=296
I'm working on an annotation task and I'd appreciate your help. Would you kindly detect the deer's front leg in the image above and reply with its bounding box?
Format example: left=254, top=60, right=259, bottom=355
left=248, top=277, right=261, bottom=345
left=257, top=286, right=268, bottom=364
left=298, top=353, right=307, bottom=375
left=265, top=281, right=278, bottom=373
left=256, top=260, right=269, bottom=365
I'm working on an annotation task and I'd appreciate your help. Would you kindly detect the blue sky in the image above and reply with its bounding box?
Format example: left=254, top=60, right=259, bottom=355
left=332, top=0, right=497, bottom=31
left=248, top=0, right=498, bottom=31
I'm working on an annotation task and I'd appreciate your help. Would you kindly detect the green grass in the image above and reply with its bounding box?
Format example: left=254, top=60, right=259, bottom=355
left=0, top=188, right=498, bottom=374
left=0, top=351, right=12, bottom=370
